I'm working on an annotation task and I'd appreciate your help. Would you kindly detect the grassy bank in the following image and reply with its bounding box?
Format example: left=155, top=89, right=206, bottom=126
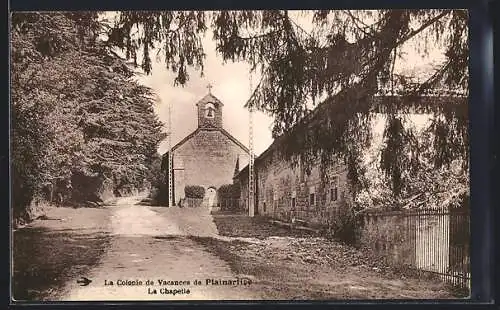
left=211, top=214, right=316, bottom=239
left=12, top=207, right=112, bottom=301
left=191, top=214, right=456, bottom=300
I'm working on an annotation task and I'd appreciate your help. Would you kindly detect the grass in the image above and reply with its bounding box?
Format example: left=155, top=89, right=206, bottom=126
left=212, top=214, right=317, bottom=239
left=192, top=213, right=459, bottom=300
left=12, top=207, right=112, bottom=301
left=13, top=228, right=111, bottom=301
left=190, top=236, right=280, bottom=279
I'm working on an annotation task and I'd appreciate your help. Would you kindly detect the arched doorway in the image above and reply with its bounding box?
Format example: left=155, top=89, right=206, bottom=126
left=206, top=187, right=217, bottom=208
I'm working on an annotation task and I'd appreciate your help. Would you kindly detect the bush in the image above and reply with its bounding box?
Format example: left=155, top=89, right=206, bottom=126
left=217, top=184, right=241, bottom=211
left=326, top=193, right=358, bottom=245
left=150, top=183, right=169, bottom=206
left=217, top=184, right=240, bottom=199
left=184, top=185, right=205, bottom=199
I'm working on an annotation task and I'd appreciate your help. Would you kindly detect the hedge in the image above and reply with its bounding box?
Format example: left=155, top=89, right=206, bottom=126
left=217, top=183, right=241, bottom=199
left=184, top=185, right=205, bottom=199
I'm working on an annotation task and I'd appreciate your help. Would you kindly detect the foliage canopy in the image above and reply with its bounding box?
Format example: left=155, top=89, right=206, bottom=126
left=11, top=12, right=166, bottom=219
left=106, top=10, right=468, bottom=201
left=184, top=185, right=206, bottom=199
left=11, top=10, right=469, bottom=217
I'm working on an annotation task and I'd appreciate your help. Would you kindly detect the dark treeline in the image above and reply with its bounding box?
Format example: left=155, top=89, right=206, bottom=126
left=11, top=10, right=469, bottom=223
left=107, top=10, right=468, bottom=208
left=11, top=12, right=166, bottom=224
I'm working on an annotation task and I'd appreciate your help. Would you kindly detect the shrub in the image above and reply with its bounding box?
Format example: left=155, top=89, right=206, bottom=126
left=184, top=185, right=205, bottom=199
left=217, top=184, right=240, bottom=199
left=150, top=181, right=169, bottom=206
left=217, top=184, right=241, bottom=211
left=326, top=192, right=358, bottom=245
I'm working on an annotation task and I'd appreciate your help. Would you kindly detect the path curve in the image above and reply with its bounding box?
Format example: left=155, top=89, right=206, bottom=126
left=60, top=197, right=260, bottom=301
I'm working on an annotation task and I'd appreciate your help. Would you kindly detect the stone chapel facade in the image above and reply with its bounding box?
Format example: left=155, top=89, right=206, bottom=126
left=166, top=91, right=249, bottom=205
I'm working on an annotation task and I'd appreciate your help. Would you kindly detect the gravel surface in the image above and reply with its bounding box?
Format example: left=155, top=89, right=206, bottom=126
left=13, top=200, right=460, bottom=301
left=200, top=214, right=459, bottom=299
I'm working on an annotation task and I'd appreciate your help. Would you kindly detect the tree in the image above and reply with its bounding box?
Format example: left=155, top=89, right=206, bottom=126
left=12, top=10, right=468, bottom=216
left=11, top=12, right=166, bottom=219
left=106, top=10, right=468, bottom=200
left=148, top=154, right=169, bottom=205
left=356, top=116, right=468, bottom=210
left=11, top=12, right=98, bottom=216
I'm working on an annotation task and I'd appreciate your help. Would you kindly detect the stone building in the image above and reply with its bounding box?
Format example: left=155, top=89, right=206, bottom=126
left=165, top=91, right=249, bottom=205
left=233, top=135, right=349, bottom=227
left=233, top=94, right=353, bottom=225
left=233, top=95, right=466, bottom=226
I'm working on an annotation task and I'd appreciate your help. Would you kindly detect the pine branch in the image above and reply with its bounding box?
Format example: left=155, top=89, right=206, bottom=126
left=344, top=10, right=373, bottom=37
left=395, top=10, right=452, bottom=46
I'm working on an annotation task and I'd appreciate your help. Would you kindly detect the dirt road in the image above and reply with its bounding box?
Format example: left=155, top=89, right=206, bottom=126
left=59, top=197, right=260, bottom=301
left=14, top=196, right=457, bottom=301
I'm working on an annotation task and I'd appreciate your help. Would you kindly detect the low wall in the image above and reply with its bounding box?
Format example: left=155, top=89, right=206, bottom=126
left=356, top=208, right=460, bottom=275
left=272, top=208, right=337, bottom=227
left=357, top=210, right=417, bottom=266
left=218, top=198, right=240, bottom=211
left=182, top=198, right=203, bottom=208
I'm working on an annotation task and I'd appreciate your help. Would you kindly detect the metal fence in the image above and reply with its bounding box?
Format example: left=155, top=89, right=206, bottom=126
left=181, top=197, right=203, bottom=208
left=360, top=205, right=470, bottom=290
left=218, top=198, right=240, bottom=211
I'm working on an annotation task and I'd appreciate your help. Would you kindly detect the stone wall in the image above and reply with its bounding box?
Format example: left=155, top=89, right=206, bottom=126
left=237, top=147, right=350, bottom=228
left=357, top=210, right=417, bottom=266
left=179, top=197, right=204, bottom=208
left=237, top=173, right=249, bottom=212
left=357, top=209, right=453, bottom=270
left=357, top=208, right=470, bottom=290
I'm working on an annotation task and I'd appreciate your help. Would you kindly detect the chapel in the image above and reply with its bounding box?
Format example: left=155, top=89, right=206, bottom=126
left=165, top=88, right=249, bottom=205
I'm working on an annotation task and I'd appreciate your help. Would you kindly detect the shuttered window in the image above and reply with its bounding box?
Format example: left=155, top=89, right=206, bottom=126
left=331, top=176, right=339, bottom=201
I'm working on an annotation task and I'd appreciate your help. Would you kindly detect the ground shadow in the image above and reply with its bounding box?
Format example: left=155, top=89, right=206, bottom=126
left=12, top=227, right=111, bottom=301
left=211, top=214, right=317, bottom=239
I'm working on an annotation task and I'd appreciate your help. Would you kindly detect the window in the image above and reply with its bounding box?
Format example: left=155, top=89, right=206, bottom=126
left=299, top=158, right=305, bottom=182
left=309, top=193, right=315, bottom=207
left=263, top=201, right=266, bottom=213
left=308, top=186, right=316, bottom=207
left=331, top=176, right=339, bottom=201
left=291, top=197, right=296, bottom=209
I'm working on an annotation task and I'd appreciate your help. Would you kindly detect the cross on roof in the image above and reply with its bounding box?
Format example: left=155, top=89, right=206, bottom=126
left=207, top=83, right=213, bottom=94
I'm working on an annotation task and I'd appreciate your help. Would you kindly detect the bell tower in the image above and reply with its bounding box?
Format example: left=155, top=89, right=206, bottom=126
left=196, top=84, right=223, bottom=129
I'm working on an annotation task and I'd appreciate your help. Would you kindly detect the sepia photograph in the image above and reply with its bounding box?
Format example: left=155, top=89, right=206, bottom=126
left=10, top=9, right=470, bottom=301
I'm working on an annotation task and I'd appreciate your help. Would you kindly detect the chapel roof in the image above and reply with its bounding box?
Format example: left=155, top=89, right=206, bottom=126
left=161, top=91, right=249, bottom=162
left=195, top=93, right=224, bottom=107
left=169, top=127, right=249, bottom=154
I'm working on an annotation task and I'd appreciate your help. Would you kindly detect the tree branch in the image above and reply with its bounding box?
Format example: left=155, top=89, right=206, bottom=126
left=395, top=10, right=451, bottom=46
left=234, top=30, right=282, bottom=41
left=344, top=10, right=373, bottom=37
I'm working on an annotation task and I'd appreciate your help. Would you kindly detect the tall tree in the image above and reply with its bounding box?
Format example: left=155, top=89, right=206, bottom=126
left=11, top=12, right=98, bottom=216
left=107, top=10, right=468, bottom=200
left=11, top=12, right=166, bottom=219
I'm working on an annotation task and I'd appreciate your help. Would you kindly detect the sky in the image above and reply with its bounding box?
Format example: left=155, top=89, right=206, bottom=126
left=136, top=36, right=274, bottom=156
left=132, top=11, right=447, bottom=157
